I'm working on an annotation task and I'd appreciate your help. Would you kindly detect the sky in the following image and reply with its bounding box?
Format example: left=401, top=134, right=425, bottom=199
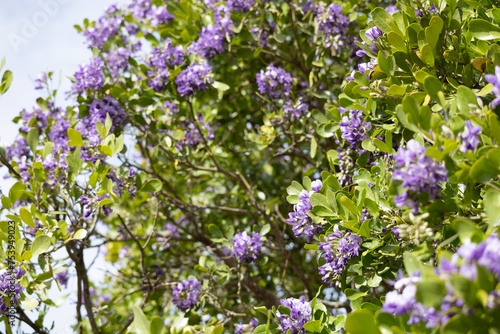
left=0, top=1, right=131, bottom=333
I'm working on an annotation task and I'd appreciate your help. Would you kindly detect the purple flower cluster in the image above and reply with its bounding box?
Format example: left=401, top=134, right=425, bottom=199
left=391, top=140, right=448, bottom=212
left=176, top=113, right=215, bottom=150
left=71, top=57, right=105, bottom=95
left=382, top=271, right=426, bottom=324
left=175, top=62, right=213, bottom=97
left=283, top=98, right=309, bottom=120
left=84, top=5, right=123, bottom=48
left=227, top=0, right=256, bottom=12
left=188, top=5, right=233, bottom=59
left=276, top=296, right=312, bottom=334
left=76, top=96, right=127, bottom=146
left=34, top=72, right=48, bottom=90
left=6, top=138, right=30, bottom=161
left=286, top=180, right=323, bottom=242
left=485, top=65, right=500, bottom=107
left=318, top=225, right=362, bottom=285
left=458, top=120, right=481, bottom=153
left=172, top=279, right=201, bottom=312
left=80, top=193, right=112, bottom=218
left=146, top=39, right=185, bottom=90
left=154, top=221, right=181, bottom=250
left=232, top=231, right=262, bottom=263
left=55, top=270, right=69, bottom=288
left=128, top=0, right=175, bottom=27
left=384, top=234, right=500, bottom=327
left=256, top=64, right=293, bottom=99
left=0, top=267, right=25, bottom=314
left=365, top=27, right=383, bottom=40
left=235, top=319, right=258, bottom=334
left=339, top=109, right=372, bottom=148
left=316, top=4, right=350, bottom=49
left=441, top=233, right=500, bottom=281
left=108, top=47, right=132, bottom=78
left=106, top=169, right=136, bottom=199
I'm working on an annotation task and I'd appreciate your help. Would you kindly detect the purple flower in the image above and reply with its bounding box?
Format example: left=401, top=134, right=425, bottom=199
left=172, top=279, right=201, bottom=312
left=458, top=121, right=481, bottom=153
left=283, top=98, right=309, bottom=120
left=71, top=57, right=105, bottom=95
left=34, top=72, right=48, bottom=90
left=108, top=47, right=132, bottom=78
left=84, top=7, right=123, bottom=49
left=365, top=27, right=383, bottom=40
left=318, top=225, right=362, bottom=285
left=385, top=5, right=400, bottom=14
left=316, top=4, right=350, bottom=49
left=227, top=0, right=255, bottom=12
left=164, top=101, right=179, bottom=114
left=276, top=296, right=311, bottom=334
left=76, top=95, right=127, bottom=148
left=256, top=64, right=293, bottom=99
left=232, top=231, right=262, bottom=263
left=485, top=66, right=500, bottom=107
left=428, top=3, right=438, bottom=14
left=286, top=180, right=323, bottom=242
left=339, top=109, right=372, bottom=149
left=188, top=5, right=233, bottom=59
left=55, top=270, right=69, bottom=288
left=128, top=0, right=175, bottom=27
left=391, top=139, right=448, bottom=212
left=175, top=113, right=215, bottom=150
left=175, top=62, right=213, bottom=97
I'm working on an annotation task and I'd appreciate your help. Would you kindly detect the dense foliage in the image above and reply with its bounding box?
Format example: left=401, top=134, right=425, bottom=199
left=0, top=0, right=500, bottom=333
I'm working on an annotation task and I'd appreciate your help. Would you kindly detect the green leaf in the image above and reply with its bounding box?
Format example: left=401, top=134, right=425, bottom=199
left=0, top=70, right=13, bottom=94
left=209, top=224, right=224, bottom=238
left=98, top=198, right=113, bottom=206
left=260, top=223, right=271, bottom=236
left=20, top=207, right=35, bottom=228
left=378, top=52, right=395, bottom=76
left=403, top=252, right=421, bottom=274
left=27, top=128, right=39, bottom=153
left=484, top=190, right=500, bottom=229
left=469, top=19, right=500, bottom=40
left=416, top=279, right=446, bottom=309
left=470, top=156, right=499, bottom=182
left=338, top=195, right=360, bottom=216
left=371, top=8, right=394, bottom=33
left=386, top=84, right=405, bottom=96
left=20, top=298, right=39, bottom=311
left=151, top=318, right=165, bottom=334
left=423, top=76, right=443, bottom=104
left=373, top=138, right=388, bottom=152
left=9, top=182, right=25, bottom=204
left=254, top=306, right=268, bottom=315
left=425, top=16, right=443, bottom=48
left=31, top=235, right=51, bottom=257
left=345, top=288, right=369, bottom=301
left=387, top=31, right=406, bottom=52
left=67, top=128, right=84, bottom=147
left=212, top=81, right=230, bottom=91
left=310, top=137, right=317, bottom=159
left=131, top=305, right=150, bottom=334
left=420, top=44, right=435, bottom=67
left=457, top=86, right=478, bottom=113
left=303, top=320, right=322, bottom=333
left=73, top=229, right=87, bottom=240
left=452, top=218, right=484, bottom=243
left=346, top=310, right=381, bottom=334
left=210, top=326, right=224, bottom=334
left=141, top=179, right=163, bottom=193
